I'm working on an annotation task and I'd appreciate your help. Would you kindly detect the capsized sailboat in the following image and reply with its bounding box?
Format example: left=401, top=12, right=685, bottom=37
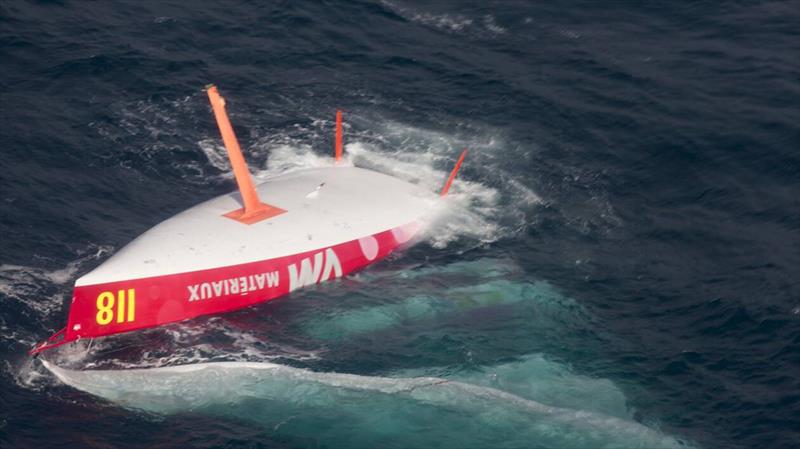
left=30, top=85, right=467, bottom=355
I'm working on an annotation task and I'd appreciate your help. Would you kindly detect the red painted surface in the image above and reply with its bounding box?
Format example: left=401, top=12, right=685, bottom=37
left=31, top=222, right=418, bottom=353
left=440, top=149, right=468, bottom=197
left=335, top=109, right=343, bottom=163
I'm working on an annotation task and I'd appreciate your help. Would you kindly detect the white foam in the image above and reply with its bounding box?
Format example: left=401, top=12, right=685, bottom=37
left=0, top=245, right=112, bottom=317
left=255, top=144, right=343, bottom=179
left=382, top=2, right=506, bottom=36
left=196, top=138, right=232, bottom=172
left=193, top=105, right=542, bottom=249
left=92, top=90, right=543, bottom=250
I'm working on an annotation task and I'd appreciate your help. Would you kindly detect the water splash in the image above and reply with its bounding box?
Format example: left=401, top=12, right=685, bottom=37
left=0, top=245, right=112, bottom=319
left=238, top=116, right=541, bottom=248
left=91, top=92, right=541, bottom=248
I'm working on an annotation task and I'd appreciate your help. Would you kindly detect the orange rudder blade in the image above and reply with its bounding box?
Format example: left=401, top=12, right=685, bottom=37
left=440, top=149, right=468, bottom=197
left=206, top=85, right=285, bottom=224
left=335, top=110, right=343, bottom=163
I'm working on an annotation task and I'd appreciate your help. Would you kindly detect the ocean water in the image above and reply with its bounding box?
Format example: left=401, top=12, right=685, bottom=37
left=1, top=1, right=798, bottom=448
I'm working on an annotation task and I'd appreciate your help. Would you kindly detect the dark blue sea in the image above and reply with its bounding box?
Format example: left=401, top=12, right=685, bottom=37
left=2, top=1, right=799, bottom=448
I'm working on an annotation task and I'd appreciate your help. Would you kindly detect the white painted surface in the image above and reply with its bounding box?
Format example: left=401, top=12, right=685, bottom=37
left=77, top=167, right=437, bottom=286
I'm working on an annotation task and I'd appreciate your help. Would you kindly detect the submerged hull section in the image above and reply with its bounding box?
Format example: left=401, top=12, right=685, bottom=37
left=44, top=166, right=433, bottom=348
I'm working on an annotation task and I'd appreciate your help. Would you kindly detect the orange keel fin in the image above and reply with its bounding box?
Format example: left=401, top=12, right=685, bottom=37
left=206, top=85, right=285, bottom=224
left=335, top=109, right=343, bottom=163
left=440, top=149, right=468, bottom=197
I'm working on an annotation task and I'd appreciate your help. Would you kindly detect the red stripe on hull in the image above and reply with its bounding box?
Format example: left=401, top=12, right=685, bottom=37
left=59, top=222, right=418, bottom=344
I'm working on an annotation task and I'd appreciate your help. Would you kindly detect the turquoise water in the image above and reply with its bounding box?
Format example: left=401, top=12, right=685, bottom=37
left=43, top=356, right=685, bottom=449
